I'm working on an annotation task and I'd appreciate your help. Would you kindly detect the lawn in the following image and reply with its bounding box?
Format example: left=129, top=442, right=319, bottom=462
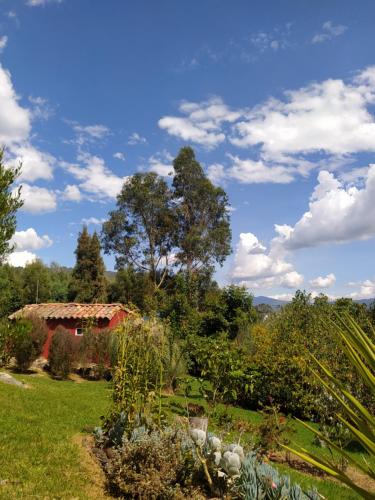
left=0, top=371, right=371, bottom=499
left=0, top=370, right=111, bottom=499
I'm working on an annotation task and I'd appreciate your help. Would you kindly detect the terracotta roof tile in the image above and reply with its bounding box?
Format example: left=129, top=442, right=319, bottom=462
left=9, top=303, right=131, bottom=320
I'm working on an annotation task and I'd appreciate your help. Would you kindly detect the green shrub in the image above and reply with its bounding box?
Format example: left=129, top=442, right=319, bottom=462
left=12, top=315, right=48, bottom=372
left=49, top=326, right=77, bottom=378
left=104, top=426, right=201, bottom=499
left=0, top=319, right=13, bottom=367
left=79, top=327, right=112, bottom=378
left=105, top=315, right=166, bottom=433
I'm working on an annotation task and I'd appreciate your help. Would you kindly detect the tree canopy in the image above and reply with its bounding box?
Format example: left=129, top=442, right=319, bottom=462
left=0, top=148, right=23, bottom=263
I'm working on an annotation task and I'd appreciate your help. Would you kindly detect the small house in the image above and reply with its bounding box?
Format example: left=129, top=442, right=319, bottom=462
left=9, top=303, right=131, bottom=358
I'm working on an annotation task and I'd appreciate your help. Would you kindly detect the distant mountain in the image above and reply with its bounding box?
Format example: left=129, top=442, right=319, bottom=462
left=253, top=295, right=375, bottom=308
left=253, top=296, right=289, bottom=308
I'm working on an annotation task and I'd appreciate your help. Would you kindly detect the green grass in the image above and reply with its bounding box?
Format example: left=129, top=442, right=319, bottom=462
left=0, top=371, right=371, bottom=499
left=0, top=370, right=111, bottom=499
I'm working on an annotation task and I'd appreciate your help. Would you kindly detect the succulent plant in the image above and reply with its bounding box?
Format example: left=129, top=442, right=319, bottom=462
left=190, top=428, right=206, bottom=447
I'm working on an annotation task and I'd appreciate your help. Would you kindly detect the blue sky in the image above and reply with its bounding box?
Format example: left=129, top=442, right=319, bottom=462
left=1, top=0, right=375, bottom=300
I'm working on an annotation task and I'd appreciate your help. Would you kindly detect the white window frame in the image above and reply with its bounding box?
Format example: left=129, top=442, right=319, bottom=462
left=75, top=327, right=83, bottom=337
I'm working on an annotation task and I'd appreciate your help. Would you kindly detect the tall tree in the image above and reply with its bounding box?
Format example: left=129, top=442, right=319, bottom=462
left=22, top=260, right=52, bottom=304
left=102, top=172, right=176, bottom=290
left=172, top=147, right=231, bottom=274
left=69, top=226, right=107, bottom=303
left=0, top=148, right=23, bottom=262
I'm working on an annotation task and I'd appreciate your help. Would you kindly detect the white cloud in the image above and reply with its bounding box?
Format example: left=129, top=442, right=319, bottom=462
left=231, top=67, right=375, bottom=158
left=28, top=95, right=54, bottom=121
left=81, top=217, right=107, bottom=225
left=274, top=166, right=375, bottom=249
left=11, top=228, right=52, bottom=251
left=113, top=152, right=125, bottom=161
left=67, top=122, right=110, bottom=146
left=231, top=232, right=303, bottom=290
left=64, top=153, right=127, bottom=200
left=0, top=64, right=30, bottom=145
left=312, top=21, right=347, bottom=44
left=6, top=250, right=37, bottom=267
left=227, top=155, right=297, bottom=184
left=7, top=143, right=54, bottom=182
left=0, top=36, right=8, bottom=52
left=18, top=184, right=57, bottom=214
left=148, top=151, right=174, bottom=177
left=127, top=132, right=147, bottom=145
left=207, top=163, right=226, bottom=184
left=62, top=184, right=81, bottom=202
left=26, top=0, right=63, bottom=6
left=349, top=279, right=375, bottom=299
left=159, top=97, right=241, bottom=149
left=0, top=64, right=56, bottom=182
left=310, top=273, right=336, bottom=288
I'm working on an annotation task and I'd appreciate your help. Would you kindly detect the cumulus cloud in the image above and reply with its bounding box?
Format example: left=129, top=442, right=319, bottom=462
left=231, top=67, right=375, bottom=158
left=207, top=163, right=226, bottom=184
left=11, top=228, right=52, bottom=251
left=66, top=122, right=110, bottom=146
left=310, top=273, right=336, bottom=288
left=227, top=155, right=297, bottom=184
left=19, top=184, right=57, bottom=214
left=113, top=152, right=125, bottom=161
left=6, top=250, right=37, bottom=267
left=274, top=166, right=375, bottom=249
left=63, top=153, right=127, bottom=200
left=62, top=184, right=82, bottom=202
left=350, top=279, right=375, bottom=299
left=0, top=36, right=8, bottom=52
left=8, top=143, right=54, bottom=182
left=81, top=217, right=107, bottom=225
left=148, top=151, right=174, bottom=177
left=159, top=97, right=241, bottom=149
left=312, top=21, right=347, bottom=44
left=127, top=132, right=147, bottom=145
left=231, top=232, right=303, bottom=290
left=0, top=64, right=56, bottom=182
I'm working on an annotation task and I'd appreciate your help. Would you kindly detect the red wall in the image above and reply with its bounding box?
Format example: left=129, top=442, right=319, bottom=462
left=42, top=310, right=128, bottom=358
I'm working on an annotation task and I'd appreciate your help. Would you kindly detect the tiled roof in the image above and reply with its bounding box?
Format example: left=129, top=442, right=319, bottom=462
left=9, top=303, right=130, bottom=320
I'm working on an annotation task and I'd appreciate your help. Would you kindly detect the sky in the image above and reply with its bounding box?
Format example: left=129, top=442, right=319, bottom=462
left=1, top=0, right=375, bottom=300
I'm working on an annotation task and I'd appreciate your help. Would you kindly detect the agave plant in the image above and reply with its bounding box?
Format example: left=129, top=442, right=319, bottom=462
left=283, top=314, right=375, bottom=499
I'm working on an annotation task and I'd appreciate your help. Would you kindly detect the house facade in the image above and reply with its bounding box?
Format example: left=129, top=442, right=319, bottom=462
left=9, top=303, right=130, bottom=358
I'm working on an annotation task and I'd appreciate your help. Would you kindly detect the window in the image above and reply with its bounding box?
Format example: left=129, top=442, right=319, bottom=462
left=75, top=328, right=83, bottom=336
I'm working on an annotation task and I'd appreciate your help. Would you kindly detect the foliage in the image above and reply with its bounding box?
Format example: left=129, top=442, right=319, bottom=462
left=103, top=426, right=202, bottom=499
left=102, top=172, right=176, bottom=290
left=49, top=326, right=77, bottom=378
left=0, top=264, right=24, bottom=317
left=236, top=452, right=319, bottom=500
left=105, top=316, right=165, bottom=434
left=12, top=315, right=48, bottom=371
left=172, top=146, right=231, bottom=275
left=108, top=266, right=155, bottom=312
left=22, top=259, right=53, bottom=304
left=79, top=326, right=112, bottom=379
left=69, top=226, right=107, bottom=303
left=0, top=148, right=23, bottom=263
left=284, top=315, right=375, bottom=499
left=188, top=334, right=251, bottom=406
left=255, top=402, right=294, bottom=455
left=0, top=319, right=13, bottom=366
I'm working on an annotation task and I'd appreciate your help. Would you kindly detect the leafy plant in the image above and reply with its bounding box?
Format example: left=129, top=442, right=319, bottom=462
left=104, top=315, right=165, bottom=435
left=49, top=326, right=77, bottom=379
left=284, top=315, right=375, bottom=499
left=0, top=319, right=13, bottom=367
left=12, top=315, right=48, bottom=372
left=236, top=451, right=319, bottom=500
left=256, top=402, right=294, bottom=456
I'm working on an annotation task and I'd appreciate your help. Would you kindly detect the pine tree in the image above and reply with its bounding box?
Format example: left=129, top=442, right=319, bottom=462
left=90, top=232, right=107, bottom=302
left=68, top=226, right=107, bottom=303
